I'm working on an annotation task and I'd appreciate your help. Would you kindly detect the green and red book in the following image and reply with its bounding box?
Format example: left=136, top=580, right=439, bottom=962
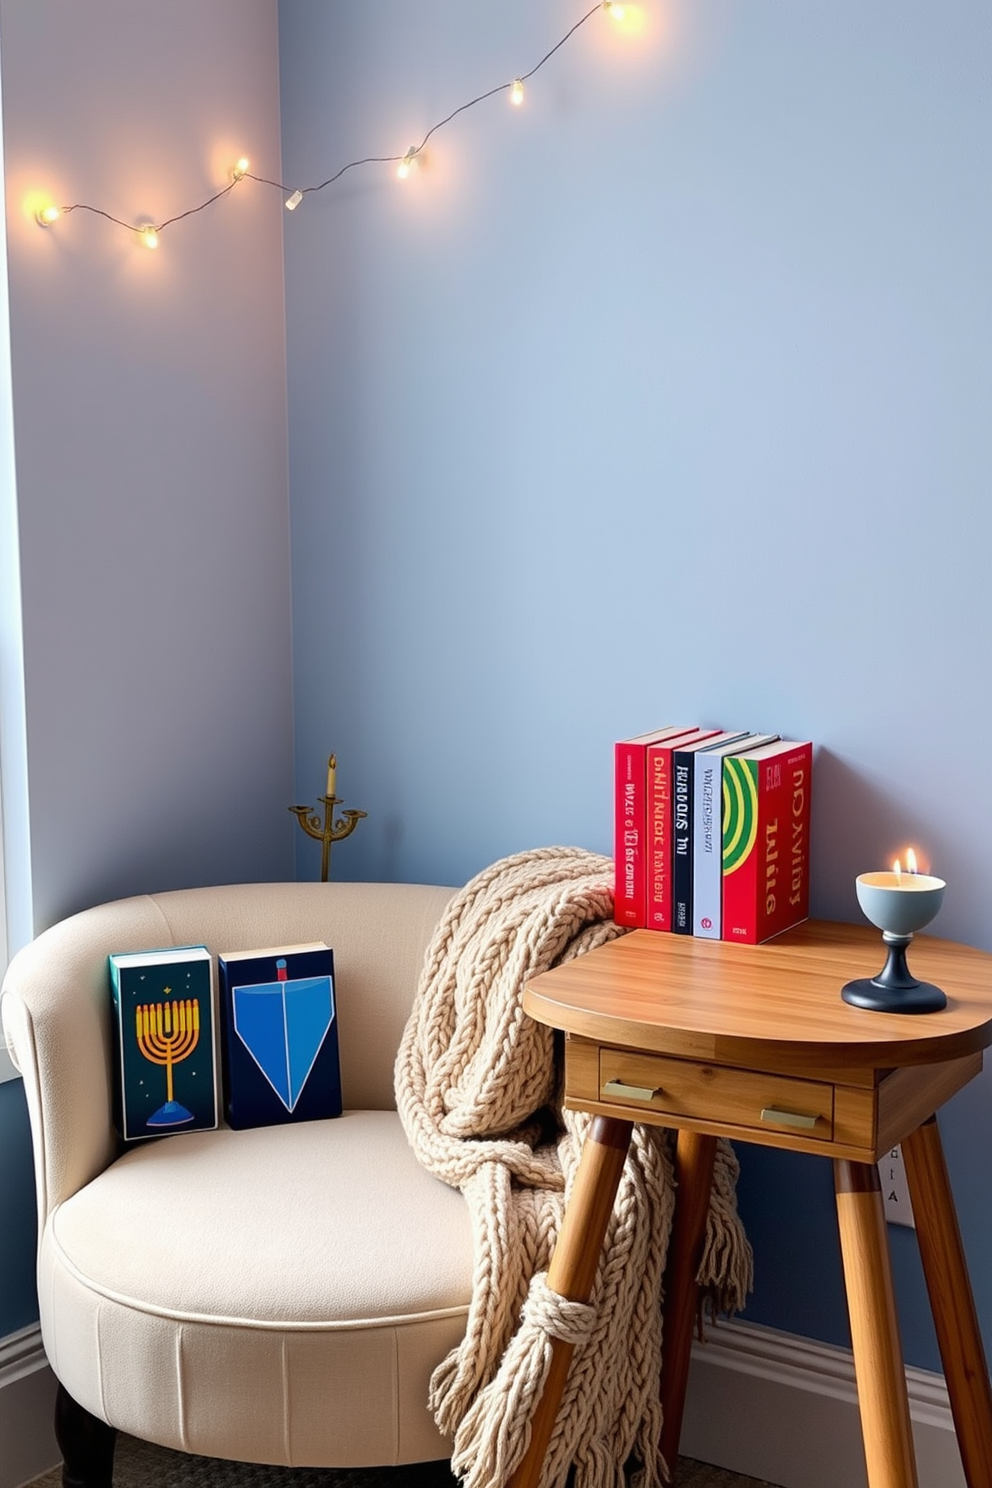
left=721, top=739, right=814, bottom=944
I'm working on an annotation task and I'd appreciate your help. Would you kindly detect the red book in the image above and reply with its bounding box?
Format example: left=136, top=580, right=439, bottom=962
left=721, top=740, right=813, bottom=945
left=614, top=726, right=701, bottom=928
left=645, top=727, right=721, bottom=931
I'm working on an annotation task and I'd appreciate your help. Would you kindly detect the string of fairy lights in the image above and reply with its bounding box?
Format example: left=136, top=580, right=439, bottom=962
left=34, top=0, right=635, bottom=250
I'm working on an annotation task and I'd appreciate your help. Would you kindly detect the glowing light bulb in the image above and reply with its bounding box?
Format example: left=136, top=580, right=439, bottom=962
left=510, top=78, right=525, bottom=106
left=139, top=224, right=159, bottom=250
left=285, top=189, right=304, bottom=210
left=396, top=147, right=418, bottom=180
left=36, top=204, right=62, bottom=227
left=603, top=0, right=626, bottom=17
left=232, top=157, right=250, bottom=181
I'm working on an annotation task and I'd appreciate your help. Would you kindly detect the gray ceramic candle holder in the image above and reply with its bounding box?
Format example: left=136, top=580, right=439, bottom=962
left=841, top=870, right=947, bottom=1014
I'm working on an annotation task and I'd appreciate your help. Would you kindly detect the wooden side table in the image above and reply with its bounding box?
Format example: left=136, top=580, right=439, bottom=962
left=507, top=920, right=992, bottom=1488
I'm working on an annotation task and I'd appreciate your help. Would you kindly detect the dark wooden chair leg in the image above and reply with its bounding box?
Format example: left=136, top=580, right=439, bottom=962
left=55, top=1383, right=117, bottom=1488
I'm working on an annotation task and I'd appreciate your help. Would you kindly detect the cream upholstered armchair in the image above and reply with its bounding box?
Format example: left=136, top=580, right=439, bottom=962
left=1, top=881, right=472, bottom=1487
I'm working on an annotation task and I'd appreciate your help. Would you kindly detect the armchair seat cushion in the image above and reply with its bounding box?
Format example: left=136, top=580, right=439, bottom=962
left=40, top=1112, right=473, bottom=1466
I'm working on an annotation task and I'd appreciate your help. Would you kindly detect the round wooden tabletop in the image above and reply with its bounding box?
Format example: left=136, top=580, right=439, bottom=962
left=523, top=921, right=992, bottom=1071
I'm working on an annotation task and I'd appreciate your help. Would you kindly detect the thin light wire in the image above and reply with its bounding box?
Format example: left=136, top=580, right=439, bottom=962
left=46, top=2, right=605, bottom=239
left=60, top=177, right=242, bottom=234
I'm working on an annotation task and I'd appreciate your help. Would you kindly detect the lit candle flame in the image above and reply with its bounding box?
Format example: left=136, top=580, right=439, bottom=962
left=891, top=847, right=926, bottom=883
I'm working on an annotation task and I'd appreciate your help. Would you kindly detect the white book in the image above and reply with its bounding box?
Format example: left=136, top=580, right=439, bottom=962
left=692, top=733, right=778, bottom=939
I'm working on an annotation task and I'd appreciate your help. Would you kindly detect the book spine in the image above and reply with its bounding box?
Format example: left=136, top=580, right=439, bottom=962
left=777, top=745, right=812, bottom=940
left=692, top=751, right=724, bottom=938
left=671, top=752, right=695, bottom=934
left=614, top=740, right=647, bottom=927
left=217, top=959, right=236, bottom=1124
left=645, top=745, right=675, bottom=931
left=108, top=960, right=125, bottom=1138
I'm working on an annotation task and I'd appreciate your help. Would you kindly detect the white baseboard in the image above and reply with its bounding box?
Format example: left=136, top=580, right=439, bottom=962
left=0, top=1324, right=59, bottom=1488
left=0, top=1314, right=967, bottom=1488
left=681, top=1317, right=965, bottom=1488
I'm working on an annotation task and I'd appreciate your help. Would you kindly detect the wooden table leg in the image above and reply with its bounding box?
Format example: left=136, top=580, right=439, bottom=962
left=835, top=1160, right=919, bottom=1488
left=506, top=1114, right=633, bottom=1488
left=658, top=1129, right=719, bottom=1480
left=902, top=1115, right=992, bottom=1487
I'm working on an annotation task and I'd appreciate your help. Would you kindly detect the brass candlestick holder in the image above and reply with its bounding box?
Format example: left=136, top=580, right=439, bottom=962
left=290, top=754, right=367, bottom=882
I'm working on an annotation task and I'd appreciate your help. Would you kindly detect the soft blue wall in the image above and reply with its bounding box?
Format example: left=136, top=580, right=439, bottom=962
left=280, top=0, right=992, bottom=1372
left=0, top=0, right=290, bottom=1337
left=2, top=0, right=294, bottom=936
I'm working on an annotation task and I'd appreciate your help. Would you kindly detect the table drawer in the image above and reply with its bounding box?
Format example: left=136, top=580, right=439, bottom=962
left=597, top=1048, right=834, bottom=1141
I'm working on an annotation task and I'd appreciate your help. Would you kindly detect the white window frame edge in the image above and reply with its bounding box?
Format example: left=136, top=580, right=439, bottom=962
left=0, top=50, right=34, bottom=1083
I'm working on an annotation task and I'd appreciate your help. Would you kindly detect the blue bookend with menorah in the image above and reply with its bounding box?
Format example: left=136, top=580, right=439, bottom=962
left=217, top=942, right=342, bottom=1129
left=109, top=946, right=219, bottom=1143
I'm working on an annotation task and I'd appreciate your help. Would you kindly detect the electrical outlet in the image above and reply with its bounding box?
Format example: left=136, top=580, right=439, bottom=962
left=878, top=1144, right=915, bottom=1228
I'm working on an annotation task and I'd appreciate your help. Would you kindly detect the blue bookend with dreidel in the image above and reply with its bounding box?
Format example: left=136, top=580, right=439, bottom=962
left=217, top=942, right=342, bottom=1129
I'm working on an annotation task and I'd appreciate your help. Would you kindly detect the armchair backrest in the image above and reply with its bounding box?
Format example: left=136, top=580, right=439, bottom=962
left=1, top=880, right=454, bottom=1227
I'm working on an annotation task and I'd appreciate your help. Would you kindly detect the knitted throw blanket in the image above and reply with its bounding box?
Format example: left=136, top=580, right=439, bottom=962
left=395, top=847, right=753, bottom=1488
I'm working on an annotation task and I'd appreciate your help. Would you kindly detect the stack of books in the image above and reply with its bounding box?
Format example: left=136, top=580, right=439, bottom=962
left=614, top=725, right=813, bottom=944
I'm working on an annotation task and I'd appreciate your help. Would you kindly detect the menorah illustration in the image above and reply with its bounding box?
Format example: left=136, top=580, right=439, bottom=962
left=136, top=998, right=200, bottom=1127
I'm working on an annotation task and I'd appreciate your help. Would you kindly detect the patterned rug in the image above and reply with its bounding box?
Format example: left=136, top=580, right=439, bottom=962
left=26, top=1434, right=783, bottom=1488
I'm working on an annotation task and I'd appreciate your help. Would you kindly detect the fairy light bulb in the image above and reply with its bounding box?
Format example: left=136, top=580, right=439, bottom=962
left=232, top=157, right=250, bottom=181
left=396, top=147, right=417, bottom=180
left=285, top=189, right=304, bottom=210
left=139, top=224, right=159, bottom=250
left=510, top=78, right=525, bottom=106
left=603, top=0, right=626, bottom=18
left=36, top=204, right=62, bottom=227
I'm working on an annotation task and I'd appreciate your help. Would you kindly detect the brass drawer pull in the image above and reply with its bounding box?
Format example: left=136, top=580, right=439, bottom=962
left=603, top=1079, right=660, bottom=1103
left=761, top=1106, right=820, bottom=1129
